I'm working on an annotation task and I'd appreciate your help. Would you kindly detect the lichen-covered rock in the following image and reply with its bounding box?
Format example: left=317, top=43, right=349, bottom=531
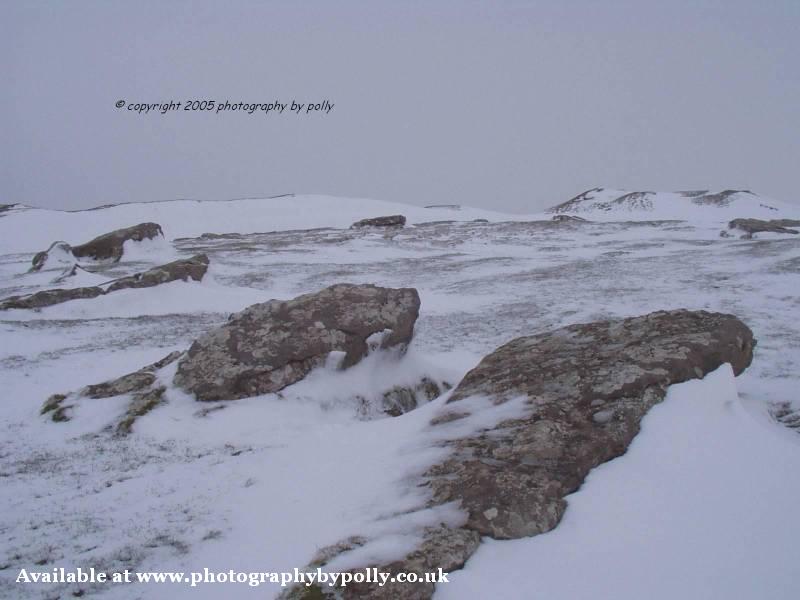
left=71, top=222, right=164, bottom=262
left=429, top=309, right=755, bottom=540
left=301, top=309, right=755, bottom=599
left=174, top=284, right=421, bottom=401
left=279, top=527, right=479, bottom=600
left=105, top=254, right=209, bottom=292
left=350, top=215, right=406, bottom=229
left=727, top=218, right=800, bottom=239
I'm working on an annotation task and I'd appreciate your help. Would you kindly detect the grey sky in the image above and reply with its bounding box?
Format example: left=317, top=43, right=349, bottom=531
left=2, top=0, right=799, bottom=212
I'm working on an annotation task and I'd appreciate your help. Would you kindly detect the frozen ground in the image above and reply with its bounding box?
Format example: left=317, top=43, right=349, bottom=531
left=0, top=194, right=799, bottom=598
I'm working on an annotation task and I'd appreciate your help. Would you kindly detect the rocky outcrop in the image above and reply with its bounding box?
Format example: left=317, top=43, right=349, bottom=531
left=174, top=283, right=421, bottom=401
left=350, top=215, right=407, bottom=229
left=725, top=218, right=800, bottom=239
left=41, top=351, right=182, bottom=434
left=105, top=254, right=209, bottom=292
left=291, top=309, right=755, bottom=599
left=1, top=255, right=209, bottom=310
left=0, top=286, right=105, bottom=310
left=30, top=241, right=75, bottom=272
left=71, top=222, right=163, bottom=261
left=30, top=223, right=164, bottom=270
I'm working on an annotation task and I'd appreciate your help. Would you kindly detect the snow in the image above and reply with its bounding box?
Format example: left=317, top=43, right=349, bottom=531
left=1, top=191, right=799, bottom=599
left=436, top=365, right=800, bottom=600
left=548, top=188, right=799, bottom=222
left=0, top=195, right=515, bottom=255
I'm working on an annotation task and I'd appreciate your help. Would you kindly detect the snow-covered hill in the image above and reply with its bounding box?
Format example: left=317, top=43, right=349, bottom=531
left=546, top=187, right=798, bottom=221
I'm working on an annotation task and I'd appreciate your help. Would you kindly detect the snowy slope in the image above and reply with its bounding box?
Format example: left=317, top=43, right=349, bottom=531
left=547, top=187, right=799, bottom=222
left=1, top=193, right=799, bottom=599
left=0, top=195, right=515, bottom=255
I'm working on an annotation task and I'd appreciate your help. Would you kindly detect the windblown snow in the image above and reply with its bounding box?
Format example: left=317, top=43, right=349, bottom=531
left=0, top=192, right=799, bottom=599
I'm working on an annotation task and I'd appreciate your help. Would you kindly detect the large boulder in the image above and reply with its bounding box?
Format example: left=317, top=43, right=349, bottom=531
left=174, top=284, right=421, bottom=401
left=429, top=309, right=754, bottom=540
left=350, top=215, right=406, bottom=229
left=291, top=309, right=755, bottom=599
left=71, top=222, right=164, bottom=262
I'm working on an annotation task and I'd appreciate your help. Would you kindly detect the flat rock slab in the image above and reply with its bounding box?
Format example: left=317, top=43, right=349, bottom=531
left=350, top=215, right=407, bottom=228
left=174, top=283, right=421, bottom=401
left=1, top=254, right=208, bottom=310
left=727, top=218, right=800, bottom=238
left=294, top=309, right=755, bottom=599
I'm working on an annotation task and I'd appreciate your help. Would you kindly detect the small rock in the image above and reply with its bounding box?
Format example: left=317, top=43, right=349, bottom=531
left=350, top=215, right=406, bottom=229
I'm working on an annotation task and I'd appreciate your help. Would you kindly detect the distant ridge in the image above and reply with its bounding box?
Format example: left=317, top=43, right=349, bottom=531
left=546, top=188, right=794, bottom=221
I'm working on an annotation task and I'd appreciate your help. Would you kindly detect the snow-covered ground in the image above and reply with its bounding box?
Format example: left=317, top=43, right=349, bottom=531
left=0, top=193, right=799, bottom=598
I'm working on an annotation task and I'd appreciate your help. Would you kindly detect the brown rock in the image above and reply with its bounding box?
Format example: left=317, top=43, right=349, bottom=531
left=174, top=284, right=420, bottom=401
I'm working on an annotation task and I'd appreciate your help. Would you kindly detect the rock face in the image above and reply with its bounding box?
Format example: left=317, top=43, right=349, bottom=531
left=71, top=222, right=164, bottom=261
left=291, top=309, right=755, bottom=599
left=174, top=284, right=421, bottom=401
left=727, top=218, right=800, bottom=238
left=1, top=255, right=209, bottom=310
left=350, top=215, right=407, bottom=229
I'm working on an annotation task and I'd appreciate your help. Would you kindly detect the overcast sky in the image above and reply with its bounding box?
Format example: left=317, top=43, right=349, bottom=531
left=2, top=0, right=799, bottom=212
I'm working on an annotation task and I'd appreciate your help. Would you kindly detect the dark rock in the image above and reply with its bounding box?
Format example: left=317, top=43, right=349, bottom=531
left=116, top=386, right=167, bottom=435
left=382, top=378, right=450, bottom=417
left=302, top=309, right=755, bottom=599
left=42, top=351, right=183, bottom=431
left=71, top=222, right=163, bottom=262
left=727, top=218, right=800, bottom=239
left=2, top=256, right=209, bottom=311
left=0, top=286, right=104, bottom=310
left=280, top=527, right=479, bottom=600
left=690, top=189, right=751, bottom=206
left=105, top=254, right=209, bottom=292
left=174, top=284, right=420, bottom=401
left=51, top=264, right=93, bottom=284
left=350, top=215, right=406, bottom=229
left=551, top=214, right=588, bottom=222
left=30, top=241, right=74, bottom=272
